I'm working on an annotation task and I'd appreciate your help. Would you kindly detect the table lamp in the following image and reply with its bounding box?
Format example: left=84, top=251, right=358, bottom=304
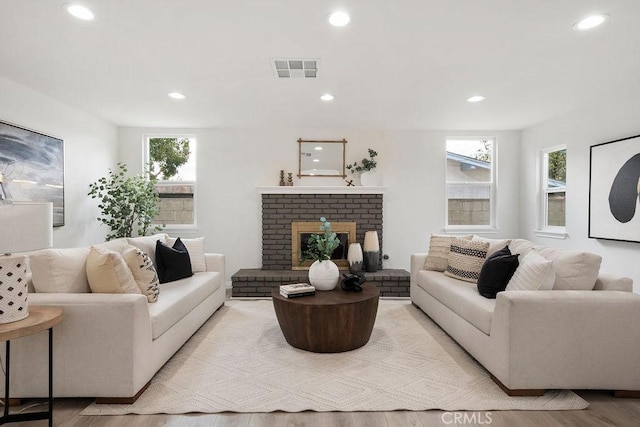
left=0, top=201, right=53, bottom=324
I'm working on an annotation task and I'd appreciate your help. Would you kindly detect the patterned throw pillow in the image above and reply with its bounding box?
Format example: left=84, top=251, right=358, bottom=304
left=506, top=249, right=555, bottom=291
left=122, top=246, right=160, bottom=303
left=424, top=234, right=472, bottom=272
left=444, top=238, right=490, bottom=283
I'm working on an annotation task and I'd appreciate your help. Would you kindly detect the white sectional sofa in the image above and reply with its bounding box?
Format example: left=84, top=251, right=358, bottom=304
left=1, top=234, right=226, bottom=403
left=411, top=237, right=640, bottom=396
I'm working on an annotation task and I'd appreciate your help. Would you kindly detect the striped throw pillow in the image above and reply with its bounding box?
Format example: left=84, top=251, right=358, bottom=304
left=424, top=234, right=473, bottom=272
left=444, top=238, right=489, bottom=283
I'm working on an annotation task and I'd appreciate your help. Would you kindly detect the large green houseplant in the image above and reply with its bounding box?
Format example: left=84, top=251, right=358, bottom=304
left=88, top=163, right=162, bottom=240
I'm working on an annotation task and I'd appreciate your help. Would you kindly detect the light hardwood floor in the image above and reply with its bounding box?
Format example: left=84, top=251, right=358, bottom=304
left=6, top=391, right=640, bottom=427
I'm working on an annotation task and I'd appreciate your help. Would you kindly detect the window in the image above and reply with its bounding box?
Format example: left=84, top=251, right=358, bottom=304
left=542, top=146, right=566, bottom=228
left=145, top=135, right=196, bottom=228
left=446, top=137, right=495, bottom=228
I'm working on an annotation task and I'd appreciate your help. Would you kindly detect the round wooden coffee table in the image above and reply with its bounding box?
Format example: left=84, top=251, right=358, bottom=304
left=271, top=283, right=379, bottom=353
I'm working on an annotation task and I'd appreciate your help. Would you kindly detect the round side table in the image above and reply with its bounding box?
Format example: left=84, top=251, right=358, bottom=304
left=0, top=306, right=63, bottom=427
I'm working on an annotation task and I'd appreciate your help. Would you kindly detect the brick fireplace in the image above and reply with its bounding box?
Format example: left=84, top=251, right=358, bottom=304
left=231, top=187, right=409, bottom=297
left=262, top=192, right=383, bottom=270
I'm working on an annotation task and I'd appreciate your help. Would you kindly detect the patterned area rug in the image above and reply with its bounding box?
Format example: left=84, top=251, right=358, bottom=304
left=82, top=299, right=588, bottom=415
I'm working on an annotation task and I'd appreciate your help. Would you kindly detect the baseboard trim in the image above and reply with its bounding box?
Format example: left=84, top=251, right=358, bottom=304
left=490, top=374, right=545, bottom=397
left=95, top=381, right=150, bottom=404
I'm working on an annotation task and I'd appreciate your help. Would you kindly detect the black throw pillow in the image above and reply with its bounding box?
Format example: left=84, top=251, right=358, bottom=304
left=156, top=238, right=193, bottom=284
left=477, top=245, right=519, bottom=299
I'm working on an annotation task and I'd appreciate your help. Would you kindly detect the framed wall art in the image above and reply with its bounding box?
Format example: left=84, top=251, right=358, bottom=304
left=589, top=134, right=640, bottom=243
left=0, top=121, right=64, bottom=226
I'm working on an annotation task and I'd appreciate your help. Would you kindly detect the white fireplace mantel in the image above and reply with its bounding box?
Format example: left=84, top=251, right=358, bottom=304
left=257, top=186, right=388, bottom=195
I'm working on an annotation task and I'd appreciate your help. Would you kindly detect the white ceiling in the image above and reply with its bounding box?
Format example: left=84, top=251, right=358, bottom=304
left=1, top=0, right=639, bottom=130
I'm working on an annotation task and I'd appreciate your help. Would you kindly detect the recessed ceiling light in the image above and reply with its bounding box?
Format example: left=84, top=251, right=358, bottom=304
left=573, top=13, right=609, bottom=30
left=168, top=92, right=186, bottom=100
left=314, top=146, right=323, bottom=151
left=466, top=95, right=486, bottom=103
left=328, top=11, right=350, bottom=27
left=320, top=93, right=334, bottom=101
left=64, top=4, right=95, bottom=20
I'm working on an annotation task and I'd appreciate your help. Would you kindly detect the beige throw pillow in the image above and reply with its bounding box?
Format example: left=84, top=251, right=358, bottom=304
left=86, top=246, right=141, bottom=295
left=167, top=236, right=206, bottom=272
left=122, top=246, right=160, bottom=302
left=30, top=247, right=91, bottom=293
left=506, top=250, right=555, bottom=291
left=536, top=247, right=602, bottom=290
left=424, top=234, right=472, bottom=272
left=444, top=238, right=490, bottom=283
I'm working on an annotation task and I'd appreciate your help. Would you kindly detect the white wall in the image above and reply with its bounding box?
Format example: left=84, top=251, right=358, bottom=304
left=520, top=82, right=640, bottom=293
left=118, top=127, right=521, bottom=285
left=0, top=76, right=118, bottom=247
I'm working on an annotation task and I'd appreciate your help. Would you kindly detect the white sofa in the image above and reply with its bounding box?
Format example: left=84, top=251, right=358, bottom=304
left=411, top=237, right=640, bottom=396
left=1, top=235, right=226, bottom=403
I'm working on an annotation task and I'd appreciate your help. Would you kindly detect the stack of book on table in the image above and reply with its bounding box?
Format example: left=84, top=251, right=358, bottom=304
left=279, top=283, right=316, bottom=298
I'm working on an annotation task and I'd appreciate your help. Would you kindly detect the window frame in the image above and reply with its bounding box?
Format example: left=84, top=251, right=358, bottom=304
left=444, top=136, right=497, bottom=231
left=144, top=133, right=197, bottom=231
left=539, top=144, right=566, bottom=235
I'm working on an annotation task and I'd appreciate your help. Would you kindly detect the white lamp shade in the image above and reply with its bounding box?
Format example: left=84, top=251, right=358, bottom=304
left=0, top=202, right=53, bottom=253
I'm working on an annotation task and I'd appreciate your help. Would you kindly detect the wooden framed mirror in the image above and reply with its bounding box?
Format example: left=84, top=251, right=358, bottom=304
left=298, top=138, right=346, bottom=178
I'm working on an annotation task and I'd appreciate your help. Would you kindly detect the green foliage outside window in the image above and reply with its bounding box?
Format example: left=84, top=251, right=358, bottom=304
left=548, top=149, right=566, bottom=183
left=148, top=137, right=191, bottom=180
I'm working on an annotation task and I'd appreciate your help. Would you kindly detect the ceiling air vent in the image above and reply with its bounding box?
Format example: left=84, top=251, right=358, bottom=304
left=272, top=58, right=319, bottom=79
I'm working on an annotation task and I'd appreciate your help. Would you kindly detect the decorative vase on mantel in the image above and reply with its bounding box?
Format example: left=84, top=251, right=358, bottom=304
left=347, top=243, right=363, bottom=274
left=360, top=170, right=379, bottom=187
left=308, top=260, right=339, bottom=291
left=363, top=230, right=380, bottom=272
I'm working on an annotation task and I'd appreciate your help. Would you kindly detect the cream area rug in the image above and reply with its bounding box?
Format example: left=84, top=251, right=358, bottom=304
left=82, top=300, right=588, bottom=415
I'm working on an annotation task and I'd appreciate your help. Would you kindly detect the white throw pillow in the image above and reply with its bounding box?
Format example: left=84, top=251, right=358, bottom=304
left=536, top=247, right=602, bottom=290
left=508, top=239, right=536, bottom=258
left=167, top=236, right=206, bottom=272
left=472, top=235, right=512, bottom=257
left=444, top=238, right=489, bottom=283
left=506, top=250, right=555, bottom=291
left=30, top=247, right=91, bottom=293
left=121, top=246, right=160, bottom=303
left=127, top=233, right=168, bottom=267
left=86, top=246, right=140, bottom=295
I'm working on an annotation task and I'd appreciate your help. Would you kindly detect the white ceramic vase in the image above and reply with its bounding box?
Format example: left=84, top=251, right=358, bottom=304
left=360, top=170, right=379, bottom=186
left=308, top=260, right=339, bottom=291
left=347, top=243, right=363, bottom=274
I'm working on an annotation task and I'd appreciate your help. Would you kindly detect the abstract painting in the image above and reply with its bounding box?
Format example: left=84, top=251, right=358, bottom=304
left=0, top=121, right=64, bottom=226
left=589, top=134, right=640, bottom=242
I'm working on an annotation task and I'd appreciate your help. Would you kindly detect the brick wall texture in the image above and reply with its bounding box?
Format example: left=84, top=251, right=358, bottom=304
left=262, top=193, right=383, bottom=270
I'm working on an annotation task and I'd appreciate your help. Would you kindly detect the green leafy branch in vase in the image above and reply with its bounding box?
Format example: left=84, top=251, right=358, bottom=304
left=302, top=217, right=340, bottom=262
left=346, top=148, right=378, bottom=173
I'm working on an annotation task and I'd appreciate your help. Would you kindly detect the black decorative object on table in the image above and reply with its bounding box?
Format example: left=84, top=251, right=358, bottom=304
left=341, top=273, right=366, bottom=292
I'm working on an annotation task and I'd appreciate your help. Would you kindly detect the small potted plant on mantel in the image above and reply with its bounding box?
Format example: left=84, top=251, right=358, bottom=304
left=302, top=217, right=340, bottom=291
left=346, top=148, right=379, bottom=186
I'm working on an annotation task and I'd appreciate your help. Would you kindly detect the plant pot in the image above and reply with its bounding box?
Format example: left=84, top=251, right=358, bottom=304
left=360, top=170, right=379, bottom=186
left=308, top=260, right=339, bottom=291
